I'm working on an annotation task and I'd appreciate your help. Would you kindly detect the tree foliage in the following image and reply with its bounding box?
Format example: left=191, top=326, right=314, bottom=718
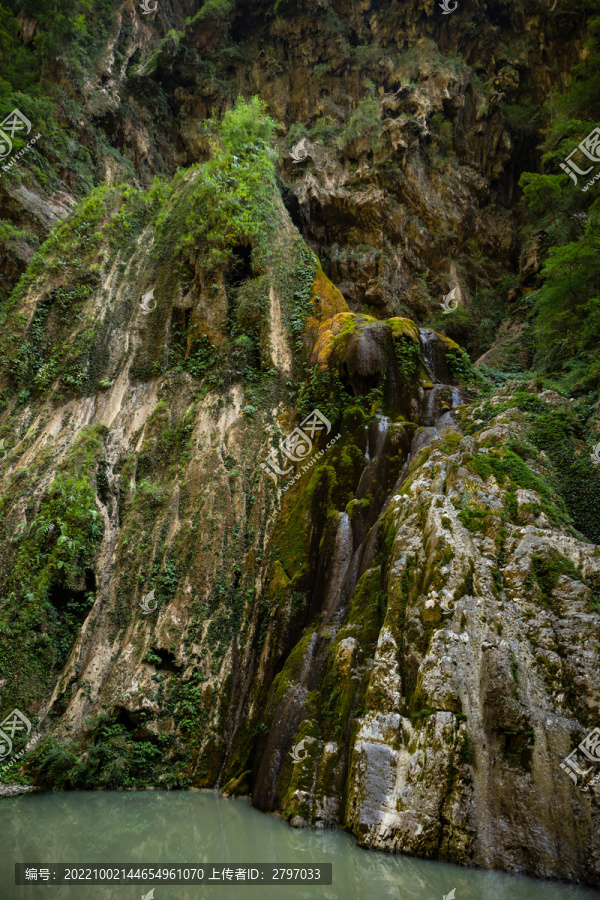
left=520, top=15, right=600, bottom=392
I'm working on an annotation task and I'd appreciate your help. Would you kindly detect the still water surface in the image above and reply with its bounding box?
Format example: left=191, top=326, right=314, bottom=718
left=0, top=790, right=596, bottom=900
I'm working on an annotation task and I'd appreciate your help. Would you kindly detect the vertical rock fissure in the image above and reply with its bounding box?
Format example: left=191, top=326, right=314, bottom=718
left=252, top=329, right=470, bottom=815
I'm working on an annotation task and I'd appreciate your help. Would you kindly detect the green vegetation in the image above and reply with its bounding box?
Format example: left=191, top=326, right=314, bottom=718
left=526, top=550, right=581, bottom=607
left=28, top=714, right=190, bottom=789
left=394, top=335, right=420, bottom=379
left=0, top=1, right=118, bottom=94
left=465, top=389, right=600, bottom=543
left=0, top=0, right=598, bottom=831
left=519, top=12, right=600, bottom=393
left=340, top=96, right=382, bottom=151
left=446, top=348, right=478, bottom=385
left=154, top=96, right=278, bottom=274
left=0, top=98, right=319, bottom=413
left=464, top=443, right=570, bottom=533
left=0, top=426, right=106, bottom=709
left=0, top=0, right=136, bottom=197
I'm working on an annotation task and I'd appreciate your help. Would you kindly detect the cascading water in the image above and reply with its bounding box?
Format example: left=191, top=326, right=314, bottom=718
left=321, top=512, right=353, bottom=622
left=364, top=330, right=470, bottom=538
left=252, top=328, right=469, bottom=814
left=416, top=328, right=467, bottom=439
left=355, top=416, right=390, bottom=500
left=418, top=327, right=439, bottom=377
left=252, top=418, right=393, bottom=810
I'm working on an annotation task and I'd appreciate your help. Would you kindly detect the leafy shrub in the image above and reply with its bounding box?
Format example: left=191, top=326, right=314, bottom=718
left=186, top=338, right=218, bottom=380
left=340, top=97, right=382, bottom=150
left=527, top=551, right=580, bottom=605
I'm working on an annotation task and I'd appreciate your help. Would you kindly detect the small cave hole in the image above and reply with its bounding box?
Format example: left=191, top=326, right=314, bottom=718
left=280, top=185, right=305, bottom=234
left=227, top=244, right=253, bottom=288
left=48, top=569, right=95, bottom=619
left=145, top=647, right=182, bottom=673
left=126, top=48, right=141, bottom=71
left=339, top=364, right=382, bottom=396
left=85, top=568, right=97, bottom=592
left=114, top=707, right=137, bottom=733
left=113, top=707, right=158, bottom=743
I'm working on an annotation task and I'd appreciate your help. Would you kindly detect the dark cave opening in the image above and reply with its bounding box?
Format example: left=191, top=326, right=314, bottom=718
left=146, top=648, right=182, bottom=673
left=339, top=364, right=382, bottom=397
left=48, top=569, right=96, bottom=617
left=228, top=243, right=253, bottom=287
left=113, top=707, right=159, bottom=743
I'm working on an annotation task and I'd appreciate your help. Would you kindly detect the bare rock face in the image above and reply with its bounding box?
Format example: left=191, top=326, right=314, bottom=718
left=1, top=0, right=600, bottom=889
left=4, top=165, right=598, bottom=875
left=332, top=404, right=600, bottom=883
left=0, top=0, right=586, bottom=341
left=222, top=372, right=599, bottom=885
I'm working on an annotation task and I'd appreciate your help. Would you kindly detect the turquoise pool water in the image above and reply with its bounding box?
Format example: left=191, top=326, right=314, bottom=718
left=0, top=790, right=596, bottom=899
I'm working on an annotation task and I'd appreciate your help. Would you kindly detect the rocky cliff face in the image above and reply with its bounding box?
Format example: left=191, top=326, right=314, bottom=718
left=1, top=0, right=599, bottom=889
left=0, top=0, right=588, bottom=346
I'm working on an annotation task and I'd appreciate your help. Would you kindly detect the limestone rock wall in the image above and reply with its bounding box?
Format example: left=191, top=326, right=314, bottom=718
left=0, top=0, right=599, bottom=888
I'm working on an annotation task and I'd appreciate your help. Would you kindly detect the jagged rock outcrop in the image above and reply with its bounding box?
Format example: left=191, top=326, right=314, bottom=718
left=0, top=0, right=590, bottom=356
left=220, top=362, right=600, bottom=883
left=342, top=411, right=600, bottom=881
left=1, top=0, right=600, bottom=889
left=1, top=147, right=599, bottom=881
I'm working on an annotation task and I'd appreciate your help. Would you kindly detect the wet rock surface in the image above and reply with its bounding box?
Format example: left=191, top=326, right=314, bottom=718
left=0, top=0, right=599, bottom=888
left=0, top=784, right=41, bottom=798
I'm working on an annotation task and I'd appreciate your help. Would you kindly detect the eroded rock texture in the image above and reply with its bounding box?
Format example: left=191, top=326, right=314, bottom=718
left=0, top=0, right=599, bottom=888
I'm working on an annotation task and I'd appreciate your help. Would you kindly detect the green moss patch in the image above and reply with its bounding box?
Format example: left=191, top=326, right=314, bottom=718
left=0, top=425, right=106, bottom=710
left=526, top=550, right=581, bottom=608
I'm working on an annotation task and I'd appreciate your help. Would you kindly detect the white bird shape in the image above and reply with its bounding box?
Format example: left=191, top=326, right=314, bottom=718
left=290, top=138, right=310, bottom=164
left=140, top=288, right=157, bottom=314
left=289, top=739, right=309, bottom=763
left=140, top=589, right=158, bottom=614
left=139, top=0, right=158, bottom=14
left=441, top=287, right=459, bottom=313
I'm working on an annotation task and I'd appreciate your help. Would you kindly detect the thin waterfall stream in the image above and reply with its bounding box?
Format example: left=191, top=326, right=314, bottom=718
left=253, top=329, right=470, bottom=813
